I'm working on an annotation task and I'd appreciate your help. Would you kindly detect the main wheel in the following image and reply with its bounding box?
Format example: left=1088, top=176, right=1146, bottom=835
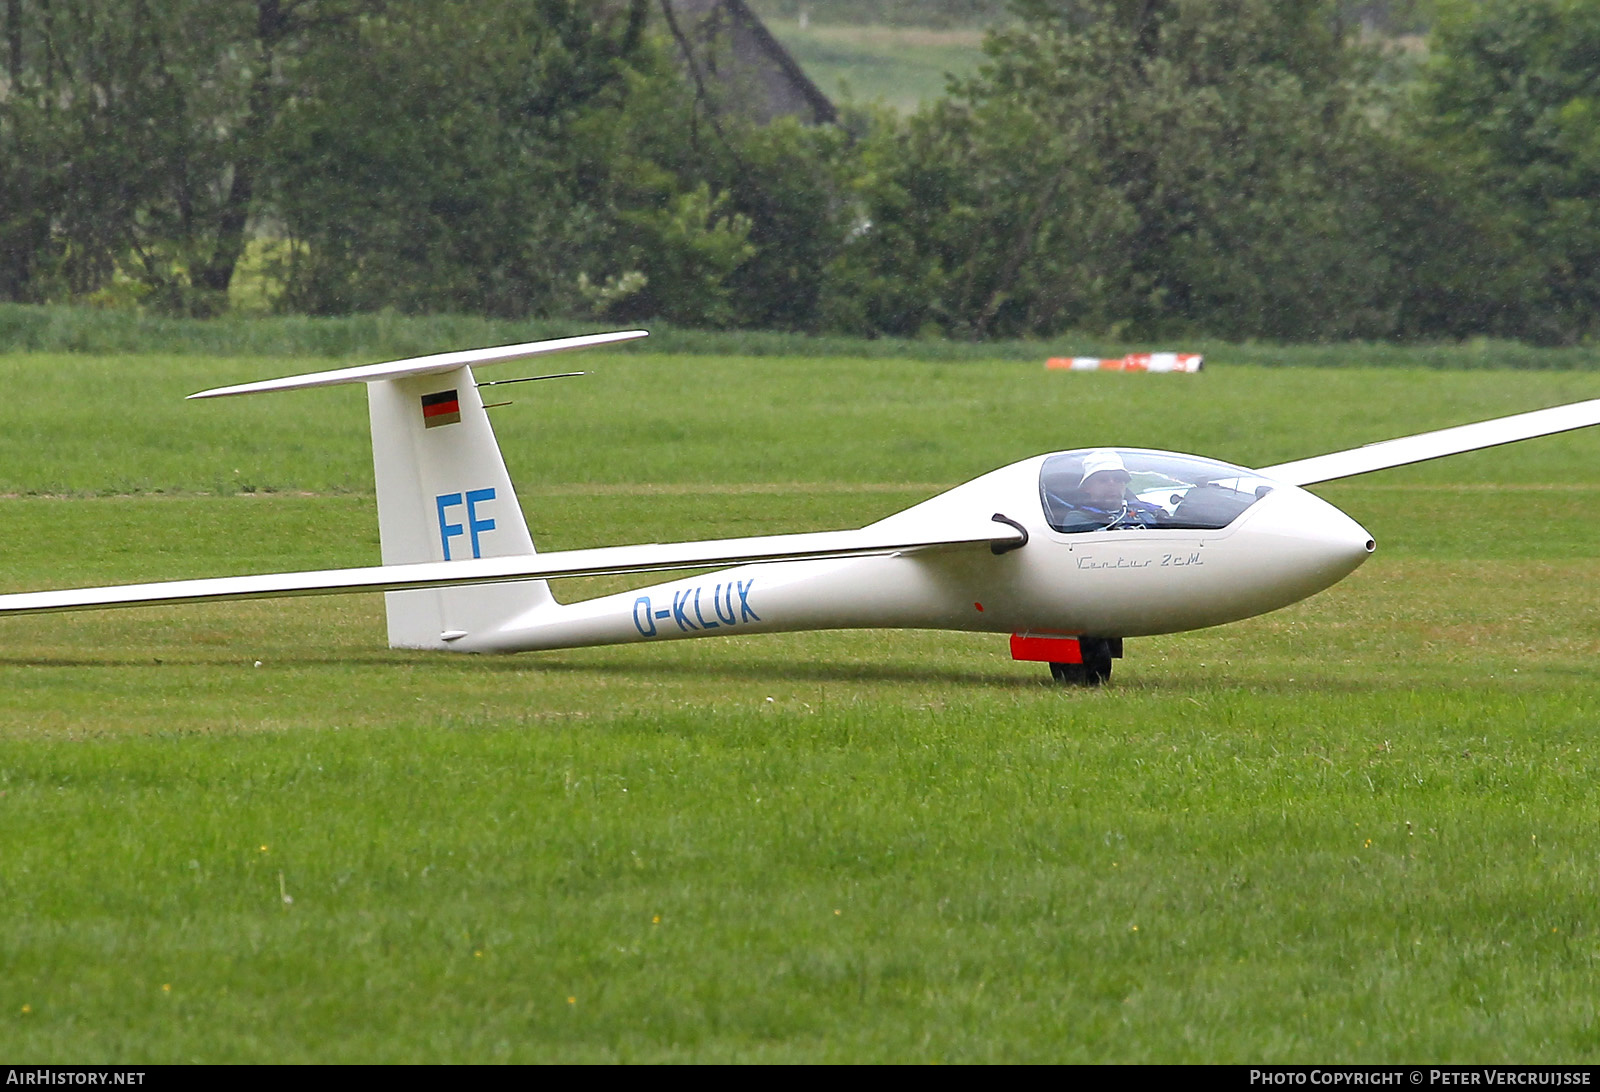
left=1049, top=660, right=1091, bottom=685
left=1049, top=638, right=1115, bottom=687
left=1080, top=637, right=1114, bottom=685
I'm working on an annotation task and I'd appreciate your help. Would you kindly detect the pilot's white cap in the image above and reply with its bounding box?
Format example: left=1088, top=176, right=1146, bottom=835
left=1079, top=450, right=1130, bottom=486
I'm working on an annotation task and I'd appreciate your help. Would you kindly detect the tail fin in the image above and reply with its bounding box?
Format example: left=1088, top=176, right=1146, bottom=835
left=367, top=367, right=549, bottom=648
left=189, top=331, right=647, bottom=649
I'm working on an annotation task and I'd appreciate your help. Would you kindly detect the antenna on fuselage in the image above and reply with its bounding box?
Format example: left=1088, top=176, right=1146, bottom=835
left=475, top=371, right=588, bottom=388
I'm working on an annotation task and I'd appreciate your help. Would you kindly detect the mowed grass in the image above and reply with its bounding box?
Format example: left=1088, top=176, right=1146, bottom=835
left=3, top=351, right=1600, bottom=1062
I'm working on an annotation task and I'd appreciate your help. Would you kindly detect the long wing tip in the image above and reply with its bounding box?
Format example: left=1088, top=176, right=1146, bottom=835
left=1264, top=396, right=1600, bottom=486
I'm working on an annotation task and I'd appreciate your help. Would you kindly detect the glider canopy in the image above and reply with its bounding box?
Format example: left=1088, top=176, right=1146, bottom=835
left=1040, top=450, right=1276, bottom=534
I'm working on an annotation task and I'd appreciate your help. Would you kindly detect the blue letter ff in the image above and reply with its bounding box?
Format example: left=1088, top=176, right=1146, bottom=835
left=465, top=489, right=496, bottom=557
left=436, top=488, right=497, bottom=560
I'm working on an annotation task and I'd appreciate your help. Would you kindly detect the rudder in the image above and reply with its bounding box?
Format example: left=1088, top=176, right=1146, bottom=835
left=369, top=367, right=554, bottom=649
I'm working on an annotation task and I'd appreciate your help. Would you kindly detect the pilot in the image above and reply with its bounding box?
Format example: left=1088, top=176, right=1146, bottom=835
left=1068, top=451, right=1164, bottom=529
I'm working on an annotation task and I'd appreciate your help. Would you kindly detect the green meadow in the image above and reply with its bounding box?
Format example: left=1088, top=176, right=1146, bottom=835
left=3, top=347, right=1600, bottom=1062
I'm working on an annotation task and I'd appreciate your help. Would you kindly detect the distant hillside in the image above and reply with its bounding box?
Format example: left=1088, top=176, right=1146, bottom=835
left=746, top=1, right=1009, bottom=29
left=757, top=22, right=987, bottom=112
left=749, top=2, right=1436, bottom=112
left=747, top=1, right=1432, bottom=34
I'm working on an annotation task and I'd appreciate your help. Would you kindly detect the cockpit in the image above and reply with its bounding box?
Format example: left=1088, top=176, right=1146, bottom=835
left=1039, top=449, right=1277, bottom=533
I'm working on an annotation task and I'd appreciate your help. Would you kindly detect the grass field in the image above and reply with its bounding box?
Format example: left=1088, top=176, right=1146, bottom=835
left=3, top=348, right=1600, bottom=1062
left=10, top=302, right=1600, bottom=371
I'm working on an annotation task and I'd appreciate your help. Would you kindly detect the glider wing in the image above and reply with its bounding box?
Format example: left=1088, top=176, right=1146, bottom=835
left=0, top=519, right=1025, bottom=618
left=1262, top=398, right=1600, bottom=486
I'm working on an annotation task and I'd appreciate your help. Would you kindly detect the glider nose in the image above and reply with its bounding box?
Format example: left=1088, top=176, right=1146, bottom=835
left=1301, top=495, right=1377, bottom=570
left=1233, top=486, right=1376, bottom=607
left=1321, top=498, right=1377, bottom=580
left=1285, top=487, right=1375, bottom=578
left=1338, top=520, right=1378, bottom=571
left=1334, top=505, right=1377, bottom=566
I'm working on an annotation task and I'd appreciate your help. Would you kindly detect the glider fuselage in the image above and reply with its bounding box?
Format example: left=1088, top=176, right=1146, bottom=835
left=465, top=455, right=1376, bottom=653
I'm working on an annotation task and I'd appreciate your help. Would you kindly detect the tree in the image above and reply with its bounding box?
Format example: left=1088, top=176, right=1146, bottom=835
left=834, top=0, right=1402, bottom=341
left=0, top=1, right=395, bottom=314
left=0, top=1, right=681, bottom=318
left=1414, top=0, right=1600, bottom=343
left=267, top=1, right=671, bottom=318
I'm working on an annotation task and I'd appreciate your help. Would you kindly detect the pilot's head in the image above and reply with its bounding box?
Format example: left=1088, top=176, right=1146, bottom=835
left=1079, top=450, right=1132, bottom=508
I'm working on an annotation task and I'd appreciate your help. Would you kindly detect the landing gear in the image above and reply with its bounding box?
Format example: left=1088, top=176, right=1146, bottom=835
left=1049, top=637, right=1120, bottom=687
left=1010, top=632, right=1123, bottom=687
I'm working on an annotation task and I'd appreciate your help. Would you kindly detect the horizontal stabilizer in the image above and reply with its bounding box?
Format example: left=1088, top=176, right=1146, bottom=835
left=1263, top=397, right=1600, bottom=486
left=0, top=520, right=1025, bottom=618
left=189, top=330, right=647, bottom=400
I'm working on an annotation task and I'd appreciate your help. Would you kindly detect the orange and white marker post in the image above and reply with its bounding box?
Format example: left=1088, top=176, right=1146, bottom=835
left=1046, top=352, right=1203, bottom=373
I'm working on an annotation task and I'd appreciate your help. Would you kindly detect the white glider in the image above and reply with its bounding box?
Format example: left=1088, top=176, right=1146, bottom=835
left=3, top=331, right=1598, bottom=684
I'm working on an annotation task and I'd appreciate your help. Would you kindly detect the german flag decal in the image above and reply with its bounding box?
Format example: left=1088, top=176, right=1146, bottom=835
left=421, top=390, right=461, bottom=428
